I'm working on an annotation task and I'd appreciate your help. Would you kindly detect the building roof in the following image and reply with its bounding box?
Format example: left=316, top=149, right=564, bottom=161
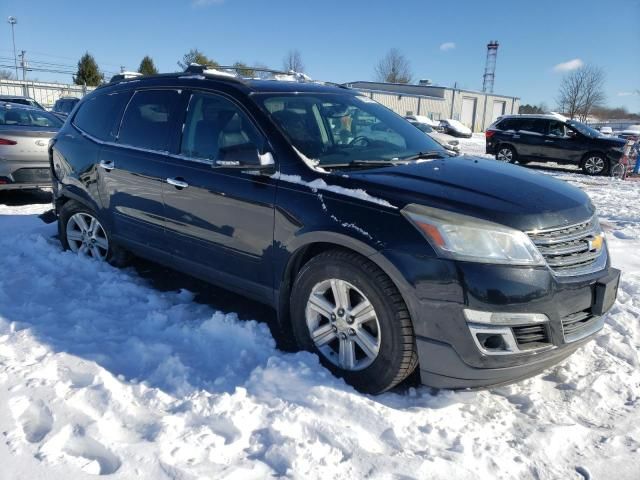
left=346, top=80, right=519, bottom=100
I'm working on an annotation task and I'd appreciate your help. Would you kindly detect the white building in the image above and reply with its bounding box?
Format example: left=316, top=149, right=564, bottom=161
left=346, top=81, right=520, bottom=133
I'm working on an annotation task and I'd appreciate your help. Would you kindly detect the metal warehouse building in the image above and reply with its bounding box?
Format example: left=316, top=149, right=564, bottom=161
left=345, top=81, right=520, bottom=133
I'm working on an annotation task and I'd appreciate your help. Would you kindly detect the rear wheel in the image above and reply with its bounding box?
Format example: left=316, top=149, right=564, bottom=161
left=59, top=200, right=127, bottom=265
left=581, top=154, right=608, bottom=176
left=496, top=145, right=517, bottom=163
left=290, top=249, right=418, bottom=394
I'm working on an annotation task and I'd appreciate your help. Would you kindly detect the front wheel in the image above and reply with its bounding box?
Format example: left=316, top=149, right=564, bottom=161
left=290, top=249, right=418, bottom=394
left=581, top=154, right=608, bottom=176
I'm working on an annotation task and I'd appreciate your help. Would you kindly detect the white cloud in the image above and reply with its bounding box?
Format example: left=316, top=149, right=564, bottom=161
left=439, top=42, right=456, bottom=52
left=617, top=91, right=639, bottom=97
left=192, top=0, right=224, bottom=7
left=553, top=58, right=584, bottom=72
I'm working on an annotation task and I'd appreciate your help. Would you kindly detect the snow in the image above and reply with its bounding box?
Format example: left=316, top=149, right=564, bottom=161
left=1, top=141, right=640, bottom=478
left=273, top=172, right=397, bottom=209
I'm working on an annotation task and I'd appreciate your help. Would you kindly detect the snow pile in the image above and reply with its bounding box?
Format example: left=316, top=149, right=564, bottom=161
left=1, top=171, right=639, bottom=479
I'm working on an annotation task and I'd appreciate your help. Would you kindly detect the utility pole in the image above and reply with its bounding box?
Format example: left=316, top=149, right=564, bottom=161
left=19, top=50, right=27, bottom=81
left=7, top=16, right=18, bottom=79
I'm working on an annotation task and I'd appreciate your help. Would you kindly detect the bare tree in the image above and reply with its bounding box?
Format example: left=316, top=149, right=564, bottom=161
left=374, top=48, right=412, bottom=84
left=557, top=65, right=606, bottom=121
left=0, top=69, right=14, bottom=80
left=283, top=50, right=305, bottom=73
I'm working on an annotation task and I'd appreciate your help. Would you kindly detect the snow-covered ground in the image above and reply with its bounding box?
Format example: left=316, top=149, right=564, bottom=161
left=0, top=142, right=639, bottom=479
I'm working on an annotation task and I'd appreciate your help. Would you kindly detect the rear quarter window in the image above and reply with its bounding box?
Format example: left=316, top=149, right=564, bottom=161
left=117, top=89, right=184, bottom=152
left=496, top=118, right=519, bottom=131
left=72, top=90, right=132, bottom=141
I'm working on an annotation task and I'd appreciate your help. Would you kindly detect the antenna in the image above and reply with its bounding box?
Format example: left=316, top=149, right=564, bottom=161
left=482, top=41, right=499, bottom=93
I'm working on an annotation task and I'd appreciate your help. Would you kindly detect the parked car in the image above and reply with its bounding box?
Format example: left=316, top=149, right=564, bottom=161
left=618, top=126, right=640, bottom=141
left=597, top=126, right=613, bottom=136
left=50, top=69, right=619, bottom=393
left=405, top=114, right=443, bottom=131
left=0, top=102, right=62, bottom=190
left=439, top=118, right=472, bottom=138
left=486, top=114, right=627, bottom=175
left=409, top=120, right=460, bottom=154
left=52, top=97, right=81, bottom=117
left=0, top=95, right=46, bottom=110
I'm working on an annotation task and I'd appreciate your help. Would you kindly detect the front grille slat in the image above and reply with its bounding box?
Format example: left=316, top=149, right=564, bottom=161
left=512, top=324, right=550, bottom=349
left=562, top=309, right=599, bottom=339
left=527, top=217, right=603, bottom=276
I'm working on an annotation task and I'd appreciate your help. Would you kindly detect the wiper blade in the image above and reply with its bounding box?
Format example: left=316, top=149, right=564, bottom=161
left=321, top=159, right=400, bottom=168
left=400, top=151, right=445, bottom=161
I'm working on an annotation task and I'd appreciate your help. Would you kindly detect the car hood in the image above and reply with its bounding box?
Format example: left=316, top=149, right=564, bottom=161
left=338, top=156, right=595, bottom=231
left=597, top=136, right=627, bottom=146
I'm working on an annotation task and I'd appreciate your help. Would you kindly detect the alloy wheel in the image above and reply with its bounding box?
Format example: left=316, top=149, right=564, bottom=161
left=66, top=212, right=109, bottom=261
left=496, top=148, right=513, bottom=162
left=584, top=156, right=605, bottom=175
left=305, top=278, right=381, bottom=371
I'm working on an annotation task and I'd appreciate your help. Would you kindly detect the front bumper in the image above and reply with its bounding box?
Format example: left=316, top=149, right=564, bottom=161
left=377, top=248, right=619, bottom=389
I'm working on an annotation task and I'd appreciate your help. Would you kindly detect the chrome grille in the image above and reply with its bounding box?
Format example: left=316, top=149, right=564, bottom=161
left=527, top=217, right=604, bottom=276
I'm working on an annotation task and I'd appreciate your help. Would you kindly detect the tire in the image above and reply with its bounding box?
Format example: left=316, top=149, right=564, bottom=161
left=496, top=145, right=517, bottom=163
left=59, top=200, right=128, bottom=266
left=290, top=249, right=418, bottom=394
left=581, top=153, right=609, bottom=176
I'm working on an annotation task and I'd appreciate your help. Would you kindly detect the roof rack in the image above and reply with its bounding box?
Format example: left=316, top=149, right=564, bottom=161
left=183, top=63, right=313, bottom=83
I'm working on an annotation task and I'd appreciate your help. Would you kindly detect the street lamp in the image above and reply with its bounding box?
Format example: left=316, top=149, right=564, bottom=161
left=7, top=16, right=18, bottom=80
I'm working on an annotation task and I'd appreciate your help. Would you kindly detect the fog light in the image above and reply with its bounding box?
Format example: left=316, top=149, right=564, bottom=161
left=464, top=309, right=548, bottom=326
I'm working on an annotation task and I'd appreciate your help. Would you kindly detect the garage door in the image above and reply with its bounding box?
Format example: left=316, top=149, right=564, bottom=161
left=492, top=100, right=506, bottom=122
left=461, top=97, right=476, bottom=130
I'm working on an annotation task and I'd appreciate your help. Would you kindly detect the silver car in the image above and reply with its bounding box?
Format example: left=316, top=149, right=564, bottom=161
left=0, top=103, right=63, bottom=190
left=409, top=121, right=461, bottom=155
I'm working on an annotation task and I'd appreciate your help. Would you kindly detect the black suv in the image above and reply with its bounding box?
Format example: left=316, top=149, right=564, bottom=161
left=49, top=67, right=620, bottom=393
left=52, top=97, right=81, bottom=117
left=486, top=114, right=627, bottom=175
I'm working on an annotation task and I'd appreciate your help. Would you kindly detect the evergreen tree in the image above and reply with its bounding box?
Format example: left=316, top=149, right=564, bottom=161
left=138, top=55, right=158, bottom=76
left=73, top=52, right=103, bottom=86
left=177, top=49, right=218, bottom=70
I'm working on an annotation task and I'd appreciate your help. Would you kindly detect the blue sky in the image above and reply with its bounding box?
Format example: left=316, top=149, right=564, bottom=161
left=2, top=0, right=639, bottom=111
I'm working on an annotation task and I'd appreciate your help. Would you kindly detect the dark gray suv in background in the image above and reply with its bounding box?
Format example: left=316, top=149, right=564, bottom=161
left=486, top=114, right=627, bottom=175
left=49, top=67, right=620, bottom=393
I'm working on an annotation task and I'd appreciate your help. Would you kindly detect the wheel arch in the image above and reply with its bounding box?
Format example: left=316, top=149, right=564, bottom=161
left=275, top=232, right=416, bottom=334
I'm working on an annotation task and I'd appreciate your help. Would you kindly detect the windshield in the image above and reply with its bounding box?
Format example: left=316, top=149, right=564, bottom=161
left=0, top=107, right=63, bottom=128
left=567, top=120, right=601, bottom=138
left=254, top=93, right=445, bottom=166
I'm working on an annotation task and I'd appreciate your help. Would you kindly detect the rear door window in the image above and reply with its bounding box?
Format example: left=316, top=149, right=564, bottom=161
left=117, top=89, right=184, bottom=152
left=519, top=119, right=546, bottom=135
left=73, top=90, right=131, bottom=141
left=180, top=92, right=263, bottom=162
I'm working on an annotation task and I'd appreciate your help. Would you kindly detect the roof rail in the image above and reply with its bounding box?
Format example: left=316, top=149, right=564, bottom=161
left=109, top=71, right=143, bottom=83
left=183, top=63, right=313, bottom=82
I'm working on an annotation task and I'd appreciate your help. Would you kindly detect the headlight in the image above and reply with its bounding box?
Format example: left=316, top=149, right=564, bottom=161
left=401, top=204, right=545, bottom=266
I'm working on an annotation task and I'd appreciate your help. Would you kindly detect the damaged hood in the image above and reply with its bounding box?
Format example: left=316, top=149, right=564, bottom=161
left=334, top=156, right=595, bottom=231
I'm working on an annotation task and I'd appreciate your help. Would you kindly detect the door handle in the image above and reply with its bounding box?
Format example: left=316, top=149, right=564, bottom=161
left=99, top=159, right=115, bottom=172
left=544, top=139, right=554, bottom=143
left=166, top=177, right=189, bottom=189
left=512, top=134, right=520, bottom=139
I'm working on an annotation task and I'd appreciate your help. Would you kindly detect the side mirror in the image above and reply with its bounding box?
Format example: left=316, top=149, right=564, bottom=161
left=567, top=130, right=577, bottom=138
left=214, top=144, right=275, bottom=169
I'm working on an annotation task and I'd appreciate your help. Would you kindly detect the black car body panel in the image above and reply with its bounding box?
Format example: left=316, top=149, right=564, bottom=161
left=50, top=74, right=619, bottom=389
